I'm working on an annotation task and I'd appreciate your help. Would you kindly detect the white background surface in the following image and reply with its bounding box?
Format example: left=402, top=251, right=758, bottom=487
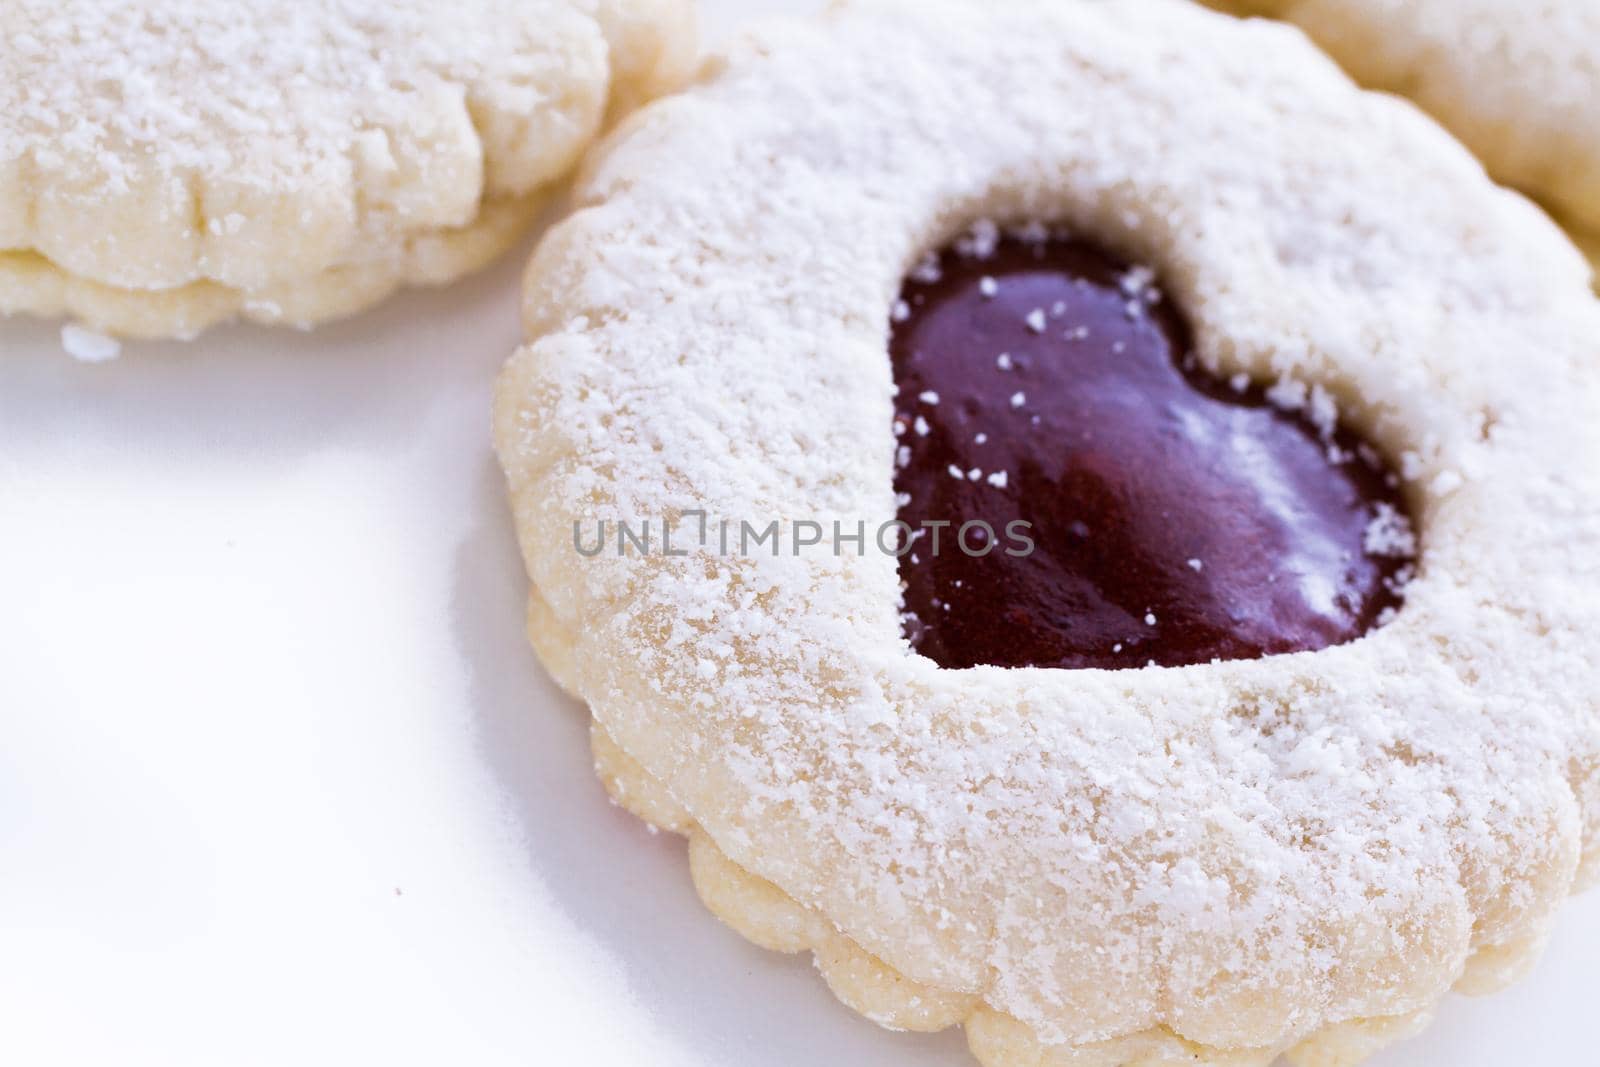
left=2, top=1, right=1596, bottom=1064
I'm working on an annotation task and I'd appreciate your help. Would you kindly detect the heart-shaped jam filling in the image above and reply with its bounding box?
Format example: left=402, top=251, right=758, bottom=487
left=890, top=228, right=1415, bottom=670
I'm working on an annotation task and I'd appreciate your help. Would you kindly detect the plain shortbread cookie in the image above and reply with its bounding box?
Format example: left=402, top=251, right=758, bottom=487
left=0, top=0, right=694, bottom=338
left=495, top=1, right=1600, bottom=1064
left=1204, top=0, right=1600, bottom=283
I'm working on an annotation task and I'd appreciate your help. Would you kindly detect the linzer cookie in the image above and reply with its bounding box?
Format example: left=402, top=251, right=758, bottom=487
left=0, top=0, right=694, bottom=340
left=493, top=1, right=1600, bottom=1065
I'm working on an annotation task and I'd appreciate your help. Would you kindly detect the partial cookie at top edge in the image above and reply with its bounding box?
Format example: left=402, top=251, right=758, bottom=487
left=0, top=0, right=696, bottom=339
left=1200, top=0, right=1600, bottom=285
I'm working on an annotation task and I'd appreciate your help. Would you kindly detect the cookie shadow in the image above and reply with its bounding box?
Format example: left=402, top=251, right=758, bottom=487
left=0, top=229, right=534, bottom=465
left=448, top=460, right=975, bottom=1067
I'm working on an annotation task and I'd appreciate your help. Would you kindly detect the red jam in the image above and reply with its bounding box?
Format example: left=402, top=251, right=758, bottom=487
left=890, top=232, right=1414, bottom=670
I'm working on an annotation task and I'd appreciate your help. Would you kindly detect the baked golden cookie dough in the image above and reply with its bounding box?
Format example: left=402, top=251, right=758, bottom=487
left=0, top=0, right=694, bottom=339
left=494, top=1, right=1600, bottom=1065
left=1204, top=0, right=1600, bottom=283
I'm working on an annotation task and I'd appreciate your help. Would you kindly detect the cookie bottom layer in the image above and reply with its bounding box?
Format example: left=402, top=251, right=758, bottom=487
left=523, top=586, right=1550, bottom=1067
left=0, top=194, right=541, bottom=340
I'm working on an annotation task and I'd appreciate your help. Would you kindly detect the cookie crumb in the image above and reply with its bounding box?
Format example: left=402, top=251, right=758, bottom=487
left=60, top=324, right=121, bottom=363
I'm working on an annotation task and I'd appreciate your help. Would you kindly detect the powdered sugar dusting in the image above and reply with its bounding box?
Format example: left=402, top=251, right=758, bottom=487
left=2, top=0, right=593, bottom=192
left=1364, top=502, right=1418, bottom=559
